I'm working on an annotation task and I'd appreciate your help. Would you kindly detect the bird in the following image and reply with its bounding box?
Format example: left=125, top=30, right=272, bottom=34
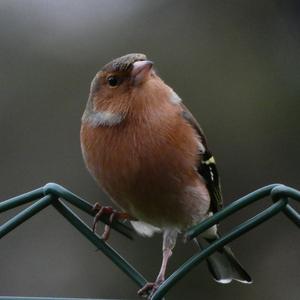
left=80, top=53, right=252, bottom=298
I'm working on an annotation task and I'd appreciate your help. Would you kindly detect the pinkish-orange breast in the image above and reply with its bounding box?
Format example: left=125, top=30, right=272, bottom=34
left=80, top=101, right=203, bottom=228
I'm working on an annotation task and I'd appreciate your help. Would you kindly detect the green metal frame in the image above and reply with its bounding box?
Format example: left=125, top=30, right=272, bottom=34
left=0, top=183, right=299, bottom=300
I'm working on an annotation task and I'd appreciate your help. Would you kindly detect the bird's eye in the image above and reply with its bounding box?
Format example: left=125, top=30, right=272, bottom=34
left=107, top=76, right=119, bottom=87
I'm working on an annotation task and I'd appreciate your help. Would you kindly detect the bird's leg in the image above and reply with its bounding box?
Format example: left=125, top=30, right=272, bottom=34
left=92, top=203, right=134, bottom=240
left=137, top=248, right=172, bottom=298
left=138, top=229, right=178, bottom=298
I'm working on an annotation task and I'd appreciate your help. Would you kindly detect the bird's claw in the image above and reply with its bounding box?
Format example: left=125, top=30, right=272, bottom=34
left=137, top=280, right=163, bottom=299
left=92, top=204, right=115, bottom=240
left=137, top=282, right=155, bottom=298
left=92, top=202, right=133, bottom=241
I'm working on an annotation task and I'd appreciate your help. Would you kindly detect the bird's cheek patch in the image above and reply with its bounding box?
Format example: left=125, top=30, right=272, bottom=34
left=84, top=111, right=124, bottom=127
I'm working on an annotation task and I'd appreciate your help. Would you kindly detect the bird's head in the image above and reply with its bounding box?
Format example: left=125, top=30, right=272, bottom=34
left=84, top=54, right=156, bottom=124
left=82, top=53, right=177, bottom=127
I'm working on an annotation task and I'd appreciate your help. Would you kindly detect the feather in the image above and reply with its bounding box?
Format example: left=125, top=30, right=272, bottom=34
left=181, top=104, right=223, bottom=213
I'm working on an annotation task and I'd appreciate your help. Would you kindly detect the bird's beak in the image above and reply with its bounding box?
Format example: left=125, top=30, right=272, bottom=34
left=131, top=60, right=153, bottom=85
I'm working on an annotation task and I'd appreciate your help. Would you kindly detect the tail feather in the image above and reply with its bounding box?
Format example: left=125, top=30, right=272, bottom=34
left=197, top=238, right=252, bottom=284
left=221, top=245, right=252, bottom=283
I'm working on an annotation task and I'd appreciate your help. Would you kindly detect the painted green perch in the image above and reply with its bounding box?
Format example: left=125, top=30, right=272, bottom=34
left=0, top=183, right=299, bottom=300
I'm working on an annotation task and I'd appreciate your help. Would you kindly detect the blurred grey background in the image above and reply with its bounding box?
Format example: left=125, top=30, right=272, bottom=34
left=0, top=0, right=299, bottom=299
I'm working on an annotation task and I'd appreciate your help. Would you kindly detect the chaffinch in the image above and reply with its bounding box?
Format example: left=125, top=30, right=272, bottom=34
left=80, top=53, right=251, bottom=297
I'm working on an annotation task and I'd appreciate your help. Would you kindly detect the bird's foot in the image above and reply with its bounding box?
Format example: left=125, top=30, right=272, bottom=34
left=137, top=279, right=164, bottom=299
left=92, top=203, right=133, bottom=240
